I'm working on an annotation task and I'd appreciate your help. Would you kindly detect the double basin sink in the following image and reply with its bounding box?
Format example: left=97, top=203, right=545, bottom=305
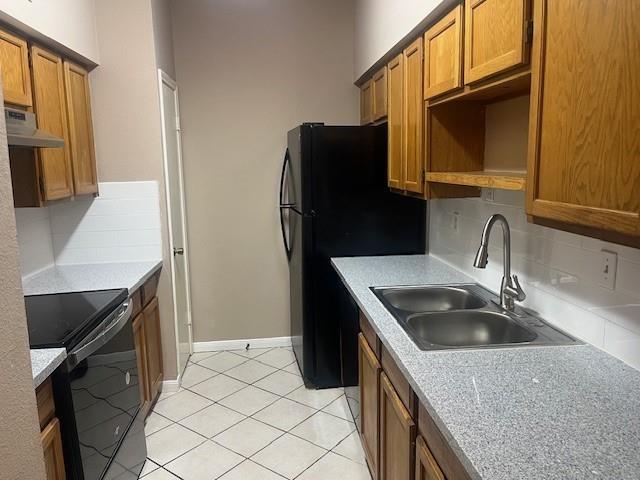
left=371, top=284, right=579, bottom=351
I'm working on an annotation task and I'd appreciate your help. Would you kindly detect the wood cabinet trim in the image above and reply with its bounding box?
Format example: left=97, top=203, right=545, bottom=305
left=361, top=79, right=374, bottom=125
left=464, top=0, right=530, bottom=84
left=41, top=417, right=66, bottom=480
left=416, top=435, right=445, bottom=480
left=372, top=66, right=388, bottom=121
left=424, top=5, right=463, bottom=100
left=359, top=310, right=380, bottom=358
left=0, top=27, right=32, bottom=106
left=379, top=372, right=416, bottom=480
left=63, top=60, right=98, bottom=196
left=381, top=345, right=415, bottom=415
left=402, top=37, right=424, bottom=194
left=525, top=0, right=640, bottom=237
left=359, top=333, right=381, bottom=479
left=30, top=45, right=73, bottom=201
left=36, top=377, right=55, bottom=430
left=387, top=53, right=404, bottom=190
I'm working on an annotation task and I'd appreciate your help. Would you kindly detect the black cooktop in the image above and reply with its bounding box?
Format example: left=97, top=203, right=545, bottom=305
left=25, top=289, right=128, bottom=350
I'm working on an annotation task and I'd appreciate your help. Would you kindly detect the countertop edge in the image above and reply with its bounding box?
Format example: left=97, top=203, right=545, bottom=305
left=31, top=348, right=67, bottom=388
left=127, top=260, right=163, bottom=294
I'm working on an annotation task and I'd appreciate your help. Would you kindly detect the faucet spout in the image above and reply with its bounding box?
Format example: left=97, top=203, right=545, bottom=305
left=473, top=214, right=525, bottom=311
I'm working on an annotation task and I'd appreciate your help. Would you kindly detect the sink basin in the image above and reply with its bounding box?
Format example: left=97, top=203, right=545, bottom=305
left=379, top=286, right=486, bottom=313
left=370, top=283, right=579, bottom=351
left=407, top=311, right=537, bottom=347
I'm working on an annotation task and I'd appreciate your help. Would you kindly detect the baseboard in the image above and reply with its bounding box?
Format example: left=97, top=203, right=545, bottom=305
left=162, top=378, right=181, bottom=393
left=193, top=336, right=292, bottom=353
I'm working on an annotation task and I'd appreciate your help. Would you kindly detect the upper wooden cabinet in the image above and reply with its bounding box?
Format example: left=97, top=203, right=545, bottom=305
left=402, top=38, right=424, bottom=195
left=372, top=66, right=387, bottom=122
left=360, top=79, right=373, bottom=125
left=387, top=54, right=403, bottom=190
left=526, top=0, right=640, bottom=240
left=31, top=46, right=74, bottom=201
left=64, top=61, right=98, bottom=195
left=464, top=0, right=531, bottom=84
left=424, top=5, right=463, bottom=99
left=0, top=28, right=32, bottom=106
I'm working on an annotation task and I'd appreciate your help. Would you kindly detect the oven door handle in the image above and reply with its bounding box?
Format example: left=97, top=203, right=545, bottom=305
left=68, top=301, right=133, bottom=368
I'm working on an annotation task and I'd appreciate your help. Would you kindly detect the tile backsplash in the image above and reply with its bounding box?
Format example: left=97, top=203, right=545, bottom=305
left=429, top=190, right=640, bottom=370
left=15, top=181, right=162, bottom=279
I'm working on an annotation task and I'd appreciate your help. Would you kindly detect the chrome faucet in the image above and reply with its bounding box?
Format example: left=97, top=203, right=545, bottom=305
left=473, top=214, right=526, bottom=311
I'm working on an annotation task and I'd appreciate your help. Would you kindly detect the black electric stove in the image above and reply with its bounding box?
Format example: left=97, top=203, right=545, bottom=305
left=26, top=289, right=128, bottom=350
left=25, top=289, right=146, bottom=480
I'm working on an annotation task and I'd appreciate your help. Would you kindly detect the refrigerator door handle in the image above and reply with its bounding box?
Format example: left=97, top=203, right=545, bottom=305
left=279, top=149, right=293, bottom=259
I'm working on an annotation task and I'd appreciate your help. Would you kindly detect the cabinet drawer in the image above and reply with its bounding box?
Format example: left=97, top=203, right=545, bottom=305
left=359, top=311, right=379, bottom=358
left=36, top=377, right=55, bottom=430
left=381, top=345, right=415, bottom=415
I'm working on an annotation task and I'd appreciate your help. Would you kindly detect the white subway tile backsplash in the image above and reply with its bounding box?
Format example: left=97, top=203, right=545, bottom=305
left=15, top=182, right=162, bottom=278
left=429, top=191, right=640, bottom=370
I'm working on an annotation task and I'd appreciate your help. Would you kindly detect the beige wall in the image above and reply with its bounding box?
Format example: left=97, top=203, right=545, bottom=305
left=354, top=0, right=444, bottom=79
left=0, top=0, right=99, bottom=64
left=171, top=0, right=359, bottom=342
left=151, top=0, right=176, bottom=79
left=91, top=0, right=178, bottom=379
left=0, top=85, right=46, bottom=479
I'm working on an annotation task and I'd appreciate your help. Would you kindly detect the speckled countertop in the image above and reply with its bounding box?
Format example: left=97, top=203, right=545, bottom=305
left=22, top=260, right=162, bottom=296
left=26, top=260, right=162, bottom=387
left=31, top=348, right=66, bottom=388
left=332, top=254, right=640, bottom=480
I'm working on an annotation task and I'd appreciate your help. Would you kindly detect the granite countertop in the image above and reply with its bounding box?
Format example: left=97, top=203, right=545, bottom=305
left=332, top=254, right=640, bottom=480
left=22, top=260, right=162, bottom=296
left=26, top=260, right=162, bottom=387
left=31, top=348, right=67, bottom=388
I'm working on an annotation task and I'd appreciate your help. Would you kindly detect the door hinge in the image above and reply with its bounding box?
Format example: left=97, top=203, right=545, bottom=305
left=525, top=20, right=534, bottom=44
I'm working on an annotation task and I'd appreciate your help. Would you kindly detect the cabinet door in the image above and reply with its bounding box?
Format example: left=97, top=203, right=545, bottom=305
left=144, top=297, right=164, bottom=403
left=359, top=333, right=381, bottom=479
left=361, top=79, right=373, bottom=125
left=464, top=0, right=530, bottom=84
left=64, top=61, right=98, bottom=196
left=133, top=312, right=151, bottom=414
left=526, top=0, right=640, bottom=238
left=41, top=417, right=66, bottom=480
left=379, top=372, right=416, bottom=480
left=372, top=66, right=387, bottom=121
left=424, top=5, right=463, bottom=99
left=0, top=28, right=32, bottom=106
left=415, top=435, right=445, bottom=480
left=387, top=54, right=403, bottom=190
left=31, top=46, right=73, bottom=201
left=402, top=38, right=424, bottom=195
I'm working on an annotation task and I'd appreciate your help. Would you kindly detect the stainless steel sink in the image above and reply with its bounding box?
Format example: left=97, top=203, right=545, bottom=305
left=407, top=311, right=537, bottom=347
left=380, top=286, right=486, bottom=313
left=370, top=283, right=579, bottom=351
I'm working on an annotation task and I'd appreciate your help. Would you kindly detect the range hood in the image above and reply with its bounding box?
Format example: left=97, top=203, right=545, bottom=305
left=5, top=107, right=64, bottom=148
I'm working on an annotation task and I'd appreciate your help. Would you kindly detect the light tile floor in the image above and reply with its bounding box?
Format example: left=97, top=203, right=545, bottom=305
left=142, top=347, right=371, bottom=480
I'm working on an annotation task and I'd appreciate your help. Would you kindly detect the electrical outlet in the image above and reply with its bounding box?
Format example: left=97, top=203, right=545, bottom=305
left=599, top=250, right=618, bottom=290
left=483, top=189, right=495, bottom=202
left=451, top=211, right=459, bottom=232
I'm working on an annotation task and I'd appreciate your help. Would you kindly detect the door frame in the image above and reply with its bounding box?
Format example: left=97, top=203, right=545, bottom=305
left=157, top=69, right=194, bottom=378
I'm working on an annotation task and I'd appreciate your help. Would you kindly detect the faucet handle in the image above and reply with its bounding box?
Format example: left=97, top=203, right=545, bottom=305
left=505, top=275, right=526, bottom=302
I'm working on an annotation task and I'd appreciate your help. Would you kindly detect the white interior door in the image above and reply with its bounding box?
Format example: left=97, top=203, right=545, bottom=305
left=158, top=70, right=193, bottom=379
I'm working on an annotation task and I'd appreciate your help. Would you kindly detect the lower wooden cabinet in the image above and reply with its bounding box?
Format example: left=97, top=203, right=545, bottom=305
left=144, top=297, right=164, bottom=402
left=41, top=417, right=66, bottom=480
left=379, top=372, right=416, bottom=480
left=416, top=435, right=445, bottom=480
left=133, top=294, right=163, bottom=414
left=359, top=333, right=381, bottom=479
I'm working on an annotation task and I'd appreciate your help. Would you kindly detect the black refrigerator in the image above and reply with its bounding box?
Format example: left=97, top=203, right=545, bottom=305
left=279, top=123, right=425, bottom=389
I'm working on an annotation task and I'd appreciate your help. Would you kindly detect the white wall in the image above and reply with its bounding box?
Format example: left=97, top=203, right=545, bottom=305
left=14, top=208, right=54, bottom=278
left=0, top=0, right=99, bottom=64
left=429, top=98, right=640, bottom=370
left=354, top=0, right=445, bottom=79
left=172, top=0, right=359, bottom=342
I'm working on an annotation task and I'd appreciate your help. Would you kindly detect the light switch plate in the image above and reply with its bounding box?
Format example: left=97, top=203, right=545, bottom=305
left=451, top=211, right=459, bottom=232
left=599, top=250, right=618, bottom=290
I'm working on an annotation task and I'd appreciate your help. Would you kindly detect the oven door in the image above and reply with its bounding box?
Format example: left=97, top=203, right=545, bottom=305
left=68, top=301, right=147, bottom=479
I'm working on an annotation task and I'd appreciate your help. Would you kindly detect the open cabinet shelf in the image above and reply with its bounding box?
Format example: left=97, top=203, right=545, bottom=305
left=426, top=171, right=526, bottom=191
